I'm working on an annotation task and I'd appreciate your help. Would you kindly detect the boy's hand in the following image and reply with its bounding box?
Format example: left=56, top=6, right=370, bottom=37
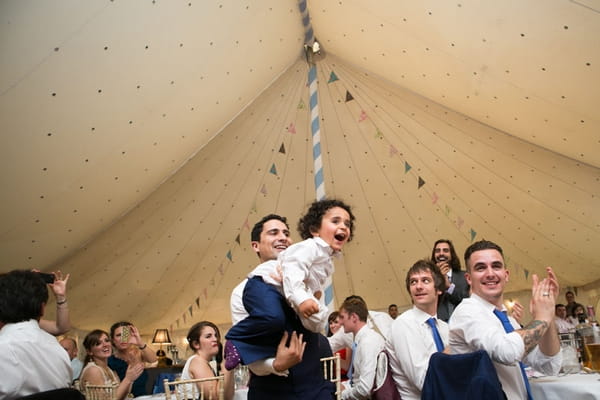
left=298, top=299, right=319, bottom=318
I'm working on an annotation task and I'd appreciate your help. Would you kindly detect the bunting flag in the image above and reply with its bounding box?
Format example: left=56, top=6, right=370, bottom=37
left=297, top=99, right=305, bottom=109
left=183, top=313, right=187, bottom=323
left=345, top=91, right=354, bottom=102
left=203, top=288, right=208, bottom=300
left=270, top=163, right=278, bottom=175
left=418, top=176, right=426, bottom=188
left=287, top=122, right=296, bottom=134
left=358, top=110, right=367, bottom=122
left=524, top=269, right=530, bottom=279
left=470, top=228, right=477, bottom=241
left=243, top=217, right=250, bottom=230
left=431, top=192, right=439, bottom=204
left=250, top=203, right=257, bottom=213
left=195, top=297, right=200, bottom=307
left=260, top=184, right=267, bottom=195
left=375, top=129, right=383, bottom=139
left=279, top=143, right=286, bottom=154
left=218, top=263, right=224, bottom=275
left=456, top=217, right=464, bottom=229
left=389, top=144, right=398, bottom=156
left=226, top=250, right=233, bottom=261
left=328, top=71, right=339, bottom=83
left=404, top=161, right=412, bottom=173
left=235, top=234, right=240, bottom=244
left=189, top=305, right=193, bottom=317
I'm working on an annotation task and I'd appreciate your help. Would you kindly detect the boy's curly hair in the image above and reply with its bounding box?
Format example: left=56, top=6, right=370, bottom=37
left=297, top=199, right=355, bottom=240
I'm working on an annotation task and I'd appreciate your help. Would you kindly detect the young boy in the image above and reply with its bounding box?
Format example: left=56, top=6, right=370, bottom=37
left=225, top=198, right=355, bottom=370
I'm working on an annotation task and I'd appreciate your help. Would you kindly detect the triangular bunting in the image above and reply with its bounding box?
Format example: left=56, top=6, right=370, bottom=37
left=279, top=143, right=286, bottom=154
left=456, top=217, right=464, bottom=229
left=418, top=176, right=426, bottom=188
left=375, top=129, right=383, bottom=139
left=189, top=305, right=193, bottom=317
left=218, top=264, right=224, bottom=275
left=328, top=71, right=339, bottom=83
left=226, top=250, right=233, bottom=261
left=195, top=297, right=200, bottom=307
left=444, top=205, right=451, bottom=216
left=270, top=163, right=277, bottom=175
left=203, top=288, right=208, bottom=300
left=389, top=144, right=398, bottom=156
left=287, top=123, right=296, bottom=134
left=358, top=110, right=367, bottom=122
left=404, top=162, right=412, bottom=173
left=470, top=228, right=477, bottom=241
left=345, top=91, right=354, bottom=102
left=183, top=313, right=187, bottom=323
left=298, top=99, right=305, bottom=109
left=524, top=269, right=530, bottom=279
left=243, top=217, right=250, bottom=230
left=235, top=234, right=240, bottom=244
left=431, top=192, right=439, bottom=204
left=260, top=184, right=267, bottom=195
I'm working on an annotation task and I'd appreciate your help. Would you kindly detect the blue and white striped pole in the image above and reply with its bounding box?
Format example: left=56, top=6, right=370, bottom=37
left=298, top=0, right=334, bottom=318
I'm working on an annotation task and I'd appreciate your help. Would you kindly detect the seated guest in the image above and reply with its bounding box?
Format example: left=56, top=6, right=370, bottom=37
left=386, top=259, right=448, bottom=399
left=328, top=311, right=351, bottom=380
left=568, top=304, right=588, bottom=325
left=554, top=304, right=575, bottom=333
left=60, top=337, right=84, bottom=381
left=80, top=330, right=143, bottom=400
left=0, top=270, right=72, bottom=399
left=107, top=321, right=157, bottom=397
left=181, top=321, right=234, bottom=400
left=338, top=296, right=385, bottom=400
left=450, top=240, right=561, bottom=400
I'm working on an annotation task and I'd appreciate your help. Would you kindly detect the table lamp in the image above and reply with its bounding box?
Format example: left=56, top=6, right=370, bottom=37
left=152, top=328, right=172, bottom=367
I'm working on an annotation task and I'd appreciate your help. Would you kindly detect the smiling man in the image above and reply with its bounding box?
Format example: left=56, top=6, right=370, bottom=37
left=431, top=239, right=470, bottom=321
left=385, top=259, right=448, bottom=400
left=449, top=240, right=561, bottom=400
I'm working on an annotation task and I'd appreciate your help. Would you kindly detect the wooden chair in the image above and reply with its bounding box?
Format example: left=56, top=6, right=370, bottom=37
left=320, top=353, right=342, bottom=400
left=163, top=375, right=225, bottom=400
left=84, top=383, right=118, bottom=400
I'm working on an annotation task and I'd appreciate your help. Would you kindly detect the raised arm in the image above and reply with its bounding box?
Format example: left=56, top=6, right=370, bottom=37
left=39, top=271, right=71, bottom=335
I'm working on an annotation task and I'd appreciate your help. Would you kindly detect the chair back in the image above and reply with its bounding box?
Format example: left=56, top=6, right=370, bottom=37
left=320, top=353, right=342, bottom=400
left=85, top=383, right=118, bottom=400
left=372, top=350, right=402, bottom=400
left=163, top=375, right=224, bottom=400
left=421, top=350, right=505, bottom=400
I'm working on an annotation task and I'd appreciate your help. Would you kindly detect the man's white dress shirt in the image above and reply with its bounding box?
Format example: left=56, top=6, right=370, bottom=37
left=342, top=324, right=385, bottom=400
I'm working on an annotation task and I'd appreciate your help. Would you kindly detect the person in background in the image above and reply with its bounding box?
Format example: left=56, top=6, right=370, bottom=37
left=554, top=304, right=576, bottom=333
left=386, top=259, right=448, bottom=399
left=37, top=270, right=72, bottom=336
left=431, top=239, right=470, bottom=322
left=80, top=329, right=143, bottom=400
left=565, top=290, right=583, bottom=318
left=387, top=304, right=399, bottom=320
left=568, top=304, right=588, bottom=325
left=108, top=321, right=157, bottom=397
left=180, top=321, right=234, bottom=400
left=60, top=337, right=84, bottom=382
left=449, top=240, right=561, bottom=400
left=328, top=311, right=351, bottom=380
left=338, top=296, right=385, bottom=400
left=0, top=270, right=72, bottom=399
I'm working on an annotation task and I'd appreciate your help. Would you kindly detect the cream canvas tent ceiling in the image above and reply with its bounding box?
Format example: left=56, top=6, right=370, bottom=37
left=1, top=0, right=599, bottom=337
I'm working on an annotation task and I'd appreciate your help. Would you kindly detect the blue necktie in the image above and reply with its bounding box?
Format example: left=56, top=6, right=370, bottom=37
left=426, top=317, right=445, bottom=352
left=493, top=309, right=533, bottom=400
left=347, top=341, right=357, bottom=385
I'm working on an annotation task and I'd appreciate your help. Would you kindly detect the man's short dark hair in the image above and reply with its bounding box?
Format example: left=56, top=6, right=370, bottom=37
left=0, top=270, right=49, bottom=323
left=388, top=304, right=397, bottom=310
left=405, top=259, right=445, bottom=294
left=297, top=198, right=355, bottom=240
left=250, top=214, right=289, bottom=242
left=431, top=239, right=462, bottom=272
left=464, top=240, right=504, bottom=271
left=340, top=297, right=369, bottom=322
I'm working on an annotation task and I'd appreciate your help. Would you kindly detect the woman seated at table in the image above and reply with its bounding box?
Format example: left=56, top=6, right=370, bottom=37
left=80, top=329, right=144, bottom=400
left=108, top=321, right=158, bottom=397
left=181, top=321, right=234, bottom=400
left=328, top=311, right=351, bottom=381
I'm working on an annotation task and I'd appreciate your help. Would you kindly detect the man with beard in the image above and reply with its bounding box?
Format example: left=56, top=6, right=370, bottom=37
left=431, top=239, right=470, bottom=322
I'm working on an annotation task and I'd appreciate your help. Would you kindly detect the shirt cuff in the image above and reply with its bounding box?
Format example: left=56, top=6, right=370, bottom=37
left=248, top=358, right=289, bottom=377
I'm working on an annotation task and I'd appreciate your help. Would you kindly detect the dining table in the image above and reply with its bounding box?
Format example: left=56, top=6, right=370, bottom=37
left=529, top=371, right=600, bottom=399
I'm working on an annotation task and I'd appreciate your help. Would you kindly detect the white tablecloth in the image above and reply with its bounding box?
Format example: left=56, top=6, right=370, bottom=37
left=530, top=373, right=600, bottom=400
left=135, top=388, right=248, bottom=399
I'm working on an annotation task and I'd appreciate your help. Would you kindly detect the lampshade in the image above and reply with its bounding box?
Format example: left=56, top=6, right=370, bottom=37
left=152, top=328, right=172, bottom=345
